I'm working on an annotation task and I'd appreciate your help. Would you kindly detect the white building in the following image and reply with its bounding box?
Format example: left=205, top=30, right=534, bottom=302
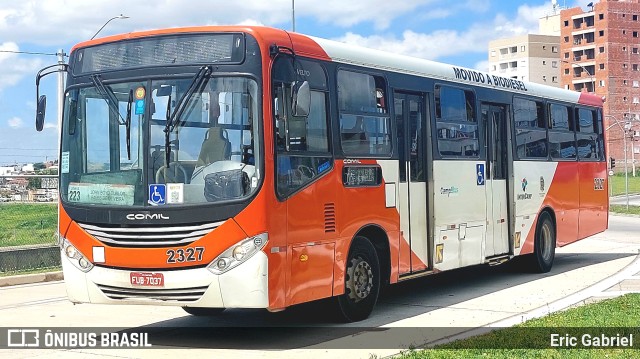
left=0, top=167, right=14, bottom=176
left=488, top=34, right=562, bottom=87
left=487, top=2, right=564, bottom=87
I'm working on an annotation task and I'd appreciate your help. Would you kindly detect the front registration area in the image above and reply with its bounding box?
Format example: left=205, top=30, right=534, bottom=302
left=60, top=250, right=269, bottom=309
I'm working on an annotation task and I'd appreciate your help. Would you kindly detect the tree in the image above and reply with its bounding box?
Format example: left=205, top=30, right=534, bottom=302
left=27, top=177, right=42, bottom=190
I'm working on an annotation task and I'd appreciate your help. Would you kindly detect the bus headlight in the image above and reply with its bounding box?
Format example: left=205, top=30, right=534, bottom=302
left=59, top=235, right=94, bottom=273
left=208, top=233, right=268, bottom=275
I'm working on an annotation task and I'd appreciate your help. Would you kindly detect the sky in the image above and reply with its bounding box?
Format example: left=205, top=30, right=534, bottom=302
left=0, top=0, right=595, bottom=165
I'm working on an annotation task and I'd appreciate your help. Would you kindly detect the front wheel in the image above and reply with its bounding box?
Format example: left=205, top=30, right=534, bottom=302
left=335, top=236, right=380, bottom=322
left=527, top=211, right=556, bottom=273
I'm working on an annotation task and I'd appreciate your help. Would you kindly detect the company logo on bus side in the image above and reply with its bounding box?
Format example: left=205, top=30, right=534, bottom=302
left=126, top=213, right=170, bottom=220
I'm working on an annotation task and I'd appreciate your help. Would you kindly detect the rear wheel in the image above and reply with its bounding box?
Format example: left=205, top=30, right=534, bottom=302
left=528, top=211, right=556, bottom=273
left=335, top=236, right=380, bottom=322
left=182, top=307, right=225, bottom=316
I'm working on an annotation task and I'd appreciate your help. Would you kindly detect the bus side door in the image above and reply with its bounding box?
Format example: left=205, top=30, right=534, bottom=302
left=394, top=91, right=430, bottom=273
left=481, top=103, right=510, bottom=257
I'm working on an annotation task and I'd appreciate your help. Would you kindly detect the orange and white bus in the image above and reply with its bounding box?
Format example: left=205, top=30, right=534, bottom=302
left=35, top=26, right=608, bottom=322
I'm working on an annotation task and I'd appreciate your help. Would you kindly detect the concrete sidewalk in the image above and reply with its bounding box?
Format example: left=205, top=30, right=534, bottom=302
left=0, top=271, right=62, bottom=287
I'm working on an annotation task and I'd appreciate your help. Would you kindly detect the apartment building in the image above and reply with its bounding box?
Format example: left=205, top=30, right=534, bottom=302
left=488, top=35, right=562, bottom=87
left=561, top=0, right=640, bottom=167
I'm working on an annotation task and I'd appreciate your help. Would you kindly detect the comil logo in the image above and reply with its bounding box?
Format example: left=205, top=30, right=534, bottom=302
left=7, top=329, right=39, bottom=347
left=126, top=213, right=170, bottom=221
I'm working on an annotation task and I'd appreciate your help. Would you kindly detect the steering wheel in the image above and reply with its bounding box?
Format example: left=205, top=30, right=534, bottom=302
left=156, top=163, right=188, bottom=184
left=297, top=165, right=316, bottom=179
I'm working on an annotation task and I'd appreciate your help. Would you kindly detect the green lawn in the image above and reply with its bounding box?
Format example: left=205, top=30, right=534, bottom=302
left=399, top=294, right=640, bottom=358
left=0, top=203, right=57, bottom=247
left=610, top=204, right=640, bottom=215
left=609, top=174, right=640, bottom=196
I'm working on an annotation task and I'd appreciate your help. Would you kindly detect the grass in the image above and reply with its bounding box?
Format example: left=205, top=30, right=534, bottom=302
left=398, top=294, right=640, bottom=358
left=609, top=173, right=640, bottom=196
left=609, top=204, right=640, bottom=215
left=0, top=203, right=57, bottom=247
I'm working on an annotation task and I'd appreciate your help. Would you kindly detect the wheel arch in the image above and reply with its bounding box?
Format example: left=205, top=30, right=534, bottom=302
left=353, top=224, right=391, bottom=286
left=538, top=206, right=557, bottom=240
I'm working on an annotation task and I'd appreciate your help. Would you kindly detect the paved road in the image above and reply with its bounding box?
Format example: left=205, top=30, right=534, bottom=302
left=1, top=215, right=639, bottom=358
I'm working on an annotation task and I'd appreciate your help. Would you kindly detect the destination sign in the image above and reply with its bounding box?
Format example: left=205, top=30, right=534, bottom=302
left=343, top=165, right=382, bottom=188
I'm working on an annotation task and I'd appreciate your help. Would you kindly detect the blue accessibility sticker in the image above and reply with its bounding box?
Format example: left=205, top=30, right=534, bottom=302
left=148, top=184, right=166, bottom=205
left=476, top=164, right=485, bottom=186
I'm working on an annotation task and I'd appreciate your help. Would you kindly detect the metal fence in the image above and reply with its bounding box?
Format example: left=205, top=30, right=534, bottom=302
left=0, top=175, right=60, bottom=274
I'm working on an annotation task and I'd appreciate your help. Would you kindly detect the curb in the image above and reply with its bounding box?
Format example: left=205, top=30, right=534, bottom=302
left=424, top=251, right=640, bottom=347
left=0, top=271, right=63, bottom=287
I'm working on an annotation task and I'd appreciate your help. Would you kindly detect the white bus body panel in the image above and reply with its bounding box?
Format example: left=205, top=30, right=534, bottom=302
left=512, top=161, right=559, bottom=255
left=432, top=161, right=487, bottom=271
left=61, top=250, right=269, bottom=308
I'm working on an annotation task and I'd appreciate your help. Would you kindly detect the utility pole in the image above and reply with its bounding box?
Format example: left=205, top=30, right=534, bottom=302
left=57, top=49, right=66, bottom=151
left=292, top=0, right=296, bottom=32
left=606, top=115, right=630, bottom=210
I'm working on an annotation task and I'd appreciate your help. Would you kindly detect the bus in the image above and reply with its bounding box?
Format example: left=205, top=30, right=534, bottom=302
left=34, top=26, right=608, bottom=322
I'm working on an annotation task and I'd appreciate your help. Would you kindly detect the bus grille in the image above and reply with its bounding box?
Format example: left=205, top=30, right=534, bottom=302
left=77, top=221, right=225, bottom=247
left=97, top=284, right=208, bottom=302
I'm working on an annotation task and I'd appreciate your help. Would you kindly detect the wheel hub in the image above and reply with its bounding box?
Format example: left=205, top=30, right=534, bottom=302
left=346, top=257, right=373, bottom=302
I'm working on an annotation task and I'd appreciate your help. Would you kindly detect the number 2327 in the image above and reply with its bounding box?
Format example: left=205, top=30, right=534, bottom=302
left=166, top=247, right=205, bottom=264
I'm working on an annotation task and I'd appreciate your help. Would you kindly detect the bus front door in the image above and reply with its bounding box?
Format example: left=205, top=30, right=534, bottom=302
left=482, top=103, right=510, bottom=257
left=394, top=92, right=429, bottom=273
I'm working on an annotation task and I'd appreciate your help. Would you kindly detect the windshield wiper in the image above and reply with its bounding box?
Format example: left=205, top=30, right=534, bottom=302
left=125, top=89, right=133, bottom=160
left=163, top=65, right=213, bottom=168
left=90, top=74, right=126, bottom=125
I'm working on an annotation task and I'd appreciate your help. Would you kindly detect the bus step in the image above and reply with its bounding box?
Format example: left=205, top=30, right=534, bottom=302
left=487, top=255, right=511, bottom=266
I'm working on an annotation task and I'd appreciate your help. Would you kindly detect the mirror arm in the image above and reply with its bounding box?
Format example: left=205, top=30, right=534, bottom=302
left=35, top=63, right=68, bottom=105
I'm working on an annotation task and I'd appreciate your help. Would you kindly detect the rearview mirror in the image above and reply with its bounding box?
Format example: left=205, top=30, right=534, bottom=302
left=35, top=95, right=47, bottom=132
left=291, top=81, right=310, bottom=118
left=156, top=85, right=173, bottom=97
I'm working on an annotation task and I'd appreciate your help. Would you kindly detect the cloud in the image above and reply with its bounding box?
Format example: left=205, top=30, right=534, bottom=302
left=0, top=0, right=445, bottom=44
left=0, top=42, right=44, bottom=93
left=8, top=117, right=23, bottom=129
left=333, top=2, right=552, bottom=64
left=474, top=60, right=490, bottom=72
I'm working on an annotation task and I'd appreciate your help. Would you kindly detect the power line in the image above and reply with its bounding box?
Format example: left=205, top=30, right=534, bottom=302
left=0, top=148, right=58, bottom=151
left=0, top=50, right=61, bottom=56
left=0, top=154, right=57, bottom=158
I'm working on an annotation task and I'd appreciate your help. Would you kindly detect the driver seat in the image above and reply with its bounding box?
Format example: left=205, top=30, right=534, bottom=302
left=196, top=127, right=231, bottom=167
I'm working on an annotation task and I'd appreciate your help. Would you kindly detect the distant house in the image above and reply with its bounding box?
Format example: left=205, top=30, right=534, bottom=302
left=21, top=164, right=35, bottom=173
left=7, top=178, right=28, bottom=191
left=0, top=167, right=13, bottom=176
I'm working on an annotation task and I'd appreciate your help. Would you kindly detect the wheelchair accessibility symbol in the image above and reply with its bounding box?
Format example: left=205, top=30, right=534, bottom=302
left=476, top=164, right=485, bottom=186
left=149, top=184, right=166, bottom=205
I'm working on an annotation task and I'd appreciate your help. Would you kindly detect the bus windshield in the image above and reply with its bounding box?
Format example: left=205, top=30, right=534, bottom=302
left=60, top=76, right=261, bottom=207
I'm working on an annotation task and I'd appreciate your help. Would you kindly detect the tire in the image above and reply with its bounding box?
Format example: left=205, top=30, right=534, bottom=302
left=182, top=307, right=225, bottom=316
left=528, top=211, right=556, bottom=273
left=335, top=236, right=380, bottom=322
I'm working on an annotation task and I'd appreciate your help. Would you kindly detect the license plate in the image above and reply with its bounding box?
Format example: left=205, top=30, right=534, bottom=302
left=130, top=272, right=164, bottom=287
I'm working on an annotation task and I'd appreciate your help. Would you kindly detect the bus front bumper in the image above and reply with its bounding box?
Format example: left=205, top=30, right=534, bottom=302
left=61, top=250, right=269, bottom=309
